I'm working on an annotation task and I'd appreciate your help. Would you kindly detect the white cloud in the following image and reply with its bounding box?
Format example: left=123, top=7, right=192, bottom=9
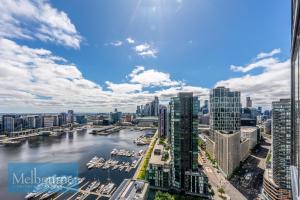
left=129, top=66, right=183, bottom=87
left=256, top=48, right=281, bottom=60
left=105, top=81, right=142, bottom=94
left=134, top=43, right=158, bottom=58
left=230, top=57, right=279, bottom=73
left=110, top=41, right=123, bottom=46
left=0, top=38, right=197, bottom=113
left=135, top=43, right=150, bottom=52
left=126, top=37, right=135, bottom=44
left=0, top=0, right=82, bottom=48
left=218, top=50, right=290, bottom=108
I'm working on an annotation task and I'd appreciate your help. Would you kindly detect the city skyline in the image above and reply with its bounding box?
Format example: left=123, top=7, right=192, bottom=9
left=0, top=0, right=290, bottom=113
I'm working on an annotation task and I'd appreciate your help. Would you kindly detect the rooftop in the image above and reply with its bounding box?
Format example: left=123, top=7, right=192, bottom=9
left=109, top=179, right=149, bottom=200
left=149, top=140, right=170, bottom=165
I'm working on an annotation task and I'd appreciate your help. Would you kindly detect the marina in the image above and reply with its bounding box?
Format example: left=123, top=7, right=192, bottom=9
left=86, top=156, right=139, bottom=172
left=0, top=128, right=150, bottom=200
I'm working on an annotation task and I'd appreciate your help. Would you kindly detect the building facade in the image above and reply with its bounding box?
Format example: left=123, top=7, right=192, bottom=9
left=272, top=99, right=292, bottom=198
left=67, top=110, right=74, bottom=123
left=43, top=115, right=54, bottom=128
left=147, top=140, right=171, bottom=189
left=210, top=87, right=242, bottom=177
left=246, top=97, right=252, bottom=108
left=215, top=131, right=241, bottom=177
left=170, top=92, right=208, bottom=197
left=158, top=105, right=168, bottom=138
left=210, top=86, right=241, bottom=132
left=291, top=1, right=300, bottom=198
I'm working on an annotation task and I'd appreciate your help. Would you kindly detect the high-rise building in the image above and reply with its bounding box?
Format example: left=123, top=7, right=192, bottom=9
left=59, top=112, right=67, bottom=126
left=110, top=108, right=122, bottom=124
left=291, top=1, right=300, bottom=199
left=263, top=99, right=292, bottom=200
left=200, top=100, right=209, bottom=114
left=210, top=86, right=241, bottom=177
left=246, top=97, right=252, bottom=108
left=137, top=97, right=160, bottom=117
left=210, top=86, right=241, bottom=132
left=27, top=116, right=36, bottom=129
left=76, top=115, right=87, bottom=124
left=43, top=115, right=54, bottom=128
left=67, top=110, right=74, bottom=123
left=35, top=115, right=43, bottom=128
left=170, top=92, right=208, bottom=196
left=272, top=99, right=292, bottom=194
left=154, top=96, right=159, bottom=116
left=158, top=105, right=168, bottom=138
left=2, top=115, right=15, bottom=133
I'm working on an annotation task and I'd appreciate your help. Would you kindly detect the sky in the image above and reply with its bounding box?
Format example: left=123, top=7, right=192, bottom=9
left=0, top=0, right=291, bottom=113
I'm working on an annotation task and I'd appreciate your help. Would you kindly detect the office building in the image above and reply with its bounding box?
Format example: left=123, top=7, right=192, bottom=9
left=27, top=116, right=36, bottom=129
left=210, top=86, right=241, bottom=177
left=43, top=115, right=54, bottom=128
left=35, top=115, right=43, bottom=128
left=154, top=96, right=159, bottom=116
left=158, top=105, right=168, bottom=138
left=263, top=99, right=292, bottom=200
left=170, top=92, right=208, bottom=197
left=67, top=110, right=74, bottom=123
left=200, top=100, right=209, bottom=114
left=59, top=112, right=67, bottom=126
left=291, top=1, right=300, bottom=199
left=210, top=87, right=241, bottom=132
left=110, top=108, right=122, bottom=124
left=76, top=115, right=87, bottom=124
left=137, top=96, right=160, bottom=117
left=246, top=97, right=252, bottom=108
left=273, top=99, right=291, bottom=197
left=2, top=115, right=15, bottom=133
left=215, top=131, right=241, bottom=176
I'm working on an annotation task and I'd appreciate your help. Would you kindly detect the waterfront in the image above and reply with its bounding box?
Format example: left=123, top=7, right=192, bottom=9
left=0, top=129, right=149, bottom=200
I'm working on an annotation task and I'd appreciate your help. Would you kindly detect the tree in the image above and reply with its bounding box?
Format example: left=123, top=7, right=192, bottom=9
left=154, top=191, right=174, bottom=200
left=218, top=187, right=225, bottom=197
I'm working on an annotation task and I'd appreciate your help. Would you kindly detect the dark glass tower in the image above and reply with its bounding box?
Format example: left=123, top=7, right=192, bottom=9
left=170, top=92, right=208, bottom=196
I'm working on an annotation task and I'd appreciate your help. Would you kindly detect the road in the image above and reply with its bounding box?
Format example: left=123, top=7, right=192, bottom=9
left=199, top=152, right=247, bottom=200
left=228, top=137, right=271, bottom=200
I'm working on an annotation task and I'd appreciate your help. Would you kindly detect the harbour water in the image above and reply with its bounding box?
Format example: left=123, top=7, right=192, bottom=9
left=0, top=129, right=149, bottom=200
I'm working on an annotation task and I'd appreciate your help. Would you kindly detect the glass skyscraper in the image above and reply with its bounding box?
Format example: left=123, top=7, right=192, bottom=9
left=291, top=0, right=300, bottom=198
left=272, top=99, right=292, bottom=197
left=169, top=92, right=208, bottom=196
left=209, top=86, right=241, bottom=132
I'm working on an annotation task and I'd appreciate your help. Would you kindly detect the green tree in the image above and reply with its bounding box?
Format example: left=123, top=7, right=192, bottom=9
left=218, top=187, right=225, bottom=197
left=154, top=191, right=174, bottom=200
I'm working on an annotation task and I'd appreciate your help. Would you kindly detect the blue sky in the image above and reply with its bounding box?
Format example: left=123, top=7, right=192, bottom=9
left=0, top=0, right=291, bottom=112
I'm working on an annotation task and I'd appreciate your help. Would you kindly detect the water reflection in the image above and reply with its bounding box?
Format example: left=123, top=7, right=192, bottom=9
left=0, top=129, right=149, bottom=200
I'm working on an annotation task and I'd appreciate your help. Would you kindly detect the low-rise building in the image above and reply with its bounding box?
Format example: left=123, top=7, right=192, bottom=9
left=146, top=140, right=171, bottom=189
left=110, top=179, right=149, bottom=200
left=135, top=117, right=158, bottom=127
